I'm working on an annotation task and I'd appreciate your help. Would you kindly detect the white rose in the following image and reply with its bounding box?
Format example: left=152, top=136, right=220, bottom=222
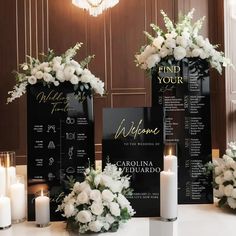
left=52, top=56, right=62, bottom=64
left=64, top=203, right=75, bottom=218
left=73, top=182, right=81, bottom=193
left=224, top=185, right=234, bottom=197
left=56, top=70, right=65, bottom=82
left=76, top=67, right=83, bottom=75
left=44, top=67, right=52, bottom=73
left=214, top=189, right=224, bottom=198
left=70, top=60, right=80, bottom=68
left=143, top=45, right=156, bottom=57
left=152, top=36, right=164, bottom=49
left=79, top=181, right=91, bottom=192
left=102, top=189, right=114, bottom=202
left=22, top=64, right=29, bottom=70
left=109, top=180, right=122, bottom=193
left=91, top=202, right=104, bottom=215
left=200, top=51, right=208, bottom=60
left=76, top=210, right=92, bottom=223
left=195, top=35, right=205, bottom=48
left=219, top=185, right=225, bottom=196
left=103, top=222, right=110, bottom=231
left=39, top=62, right=49, bottom=70
left=80, top=74, right=91, bottom=83
left=109, top=202, right=121, bottom=217
left=64, top=66, right=76, bottom=80
left=70, top=75, right=79, bottom=85
left=191, top=48, right=203, bottom=57
left=146, top=54, right=161, bottom=69
left=228, top=142, right=236, bottom=151
left=53, top=62, right=64, bottom=71
left=176, top=36, right=188, bottom=48
left=174, top=46, right=186, bottom=60
left=165, top=38, right=176, bottom=49
left=214, top=166, right=222, bottom=176
left=35, top=71, right=44, bottom=79
left=28, top=76, right=37, bottom=85
left=90, top=189, right=102, bottom=202
left=224, top=170, right=233, bottom=181
left=122, top=179, right=130, bottom=189
left=31, top=68, right=38, bottom=75
left=226, top=149, right=234, bottom=157
left=117, top=194, right=130, bottom=209
left=43, top=73, right=53, bottom=82
left=105, top=214, right=115, bottom=224
left=231, top=188, right=236, bottom=198
left=89, top=221, right=103, bottom=232
left=94, top=174, right=101, bottom=187
left=215, top=176, right=223, bottom=185
left=227, top=197, right=236, bottom=209
left=230, top=161, right=236, bottom=170
left=100, top=175, right=112, bottom=187
left=159, top=46, right=170, bottom=58
left=77, top=192, right=89, bottom=205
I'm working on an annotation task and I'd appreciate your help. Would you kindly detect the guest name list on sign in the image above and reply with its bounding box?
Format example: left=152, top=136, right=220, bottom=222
left=152, top=58, right=213, bottom=204
left=27, top=83, right=94, bottom=221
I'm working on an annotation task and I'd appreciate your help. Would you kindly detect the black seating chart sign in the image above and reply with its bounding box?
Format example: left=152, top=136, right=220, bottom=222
left=152, top=58, right=213, bottom=204
left=27, top=82, right=95, bottom=221
left=102, top=108, right=163, bottom=217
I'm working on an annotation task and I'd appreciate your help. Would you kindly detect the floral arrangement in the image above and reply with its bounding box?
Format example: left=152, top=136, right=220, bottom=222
left=208, top=142, right=236, bottom=209
left=135, top=9, right=232, bottom=74
left=57, top=164, right=135, bottom=234
left=7, top=43, right=105, bottom=103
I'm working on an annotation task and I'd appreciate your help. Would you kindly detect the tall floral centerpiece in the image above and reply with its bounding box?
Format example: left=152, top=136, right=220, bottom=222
left=135, top=9, right=232, bottom=73
left=7, top=42, right=105, bottom=103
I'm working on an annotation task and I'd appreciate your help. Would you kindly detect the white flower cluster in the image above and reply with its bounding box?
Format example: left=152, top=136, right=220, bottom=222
left=135, top=9, right=232, bottom=74
left=7, top=43, right=105, bottom=103
left=57, top=164, right=135, bottom=234
left=213, top=143, right=236, bottom=209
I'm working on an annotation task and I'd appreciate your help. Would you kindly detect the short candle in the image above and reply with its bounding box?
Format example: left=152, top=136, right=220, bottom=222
left=35, top=190, right=50, bottom=227
left=0, top=160, right=6, bottom=196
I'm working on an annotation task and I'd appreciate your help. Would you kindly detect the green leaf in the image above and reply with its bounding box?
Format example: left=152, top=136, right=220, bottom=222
left=110, top=221, right=119, bottom=232
left=218, top=196, right=227, bottom=208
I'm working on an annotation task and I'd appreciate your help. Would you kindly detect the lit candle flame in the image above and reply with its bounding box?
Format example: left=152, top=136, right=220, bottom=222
left=169, top=149, right=172, bottom=156
left=41, top=189, right=44, bottom=197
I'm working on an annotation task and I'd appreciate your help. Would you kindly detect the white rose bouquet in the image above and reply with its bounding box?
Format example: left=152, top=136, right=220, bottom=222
left=7, top=42, right=105, bottom=103
left=208, top=142, right=236, bottom=210
left=57, top=164, right=135, bottom=234
left=135, top=9, right=233, bottom=73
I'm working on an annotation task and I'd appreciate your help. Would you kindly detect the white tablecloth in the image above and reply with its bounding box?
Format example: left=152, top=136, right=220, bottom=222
left=1, top=204, right=236, bottom=236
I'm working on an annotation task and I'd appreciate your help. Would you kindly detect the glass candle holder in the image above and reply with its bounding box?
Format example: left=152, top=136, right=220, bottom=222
left=9, top=175, right=26, bottom=223
left=0, top=155, right=6, bottom=196
left=35, top=190, right=50, bottom=227
left=0, top=152, right=16, bottom=196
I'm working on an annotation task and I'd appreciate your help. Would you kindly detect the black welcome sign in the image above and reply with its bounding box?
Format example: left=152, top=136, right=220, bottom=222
left=152, top=58, right=213, bottom=204
left=27, top=82, right=95, bottom=221
left=102, top=107, right=163, bottom=217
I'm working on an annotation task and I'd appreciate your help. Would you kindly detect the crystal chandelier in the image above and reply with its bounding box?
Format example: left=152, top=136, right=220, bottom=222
left=72, top=0, right=119, bottom=17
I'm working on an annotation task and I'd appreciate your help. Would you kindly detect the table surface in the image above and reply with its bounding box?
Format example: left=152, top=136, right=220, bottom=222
left=1, top=203, right=236, bottom=236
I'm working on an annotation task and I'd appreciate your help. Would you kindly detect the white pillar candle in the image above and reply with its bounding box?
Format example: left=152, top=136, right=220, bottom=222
left=0, top=166, right=6, bottom=196
left=9, top=180, right=26, bottom=222
left=160, top=170, right=177, bottom=221
left=6, top=166, right=16, bottom=195
left=164, top=149, right=178, bottom=174
left=35, top=190, right=50, bottom=227
left=0, top=196, right=11, bottom=229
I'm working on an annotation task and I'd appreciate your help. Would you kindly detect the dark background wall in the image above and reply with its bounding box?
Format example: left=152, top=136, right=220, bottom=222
left=0, top=0, right=225, bottom=164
